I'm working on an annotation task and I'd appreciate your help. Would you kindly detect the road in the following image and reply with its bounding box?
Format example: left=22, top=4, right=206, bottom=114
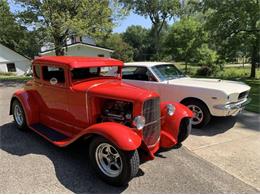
left=0, top=82, right=259, bottom=193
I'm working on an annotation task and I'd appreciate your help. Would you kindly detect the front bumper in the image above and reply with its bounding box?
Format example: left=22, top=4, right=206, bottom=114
left=213, top=98, right=251, bottom=116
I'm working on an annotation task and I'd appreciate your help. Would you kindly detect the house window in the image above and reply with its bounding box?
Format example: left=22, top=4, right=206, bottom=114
left=7, top=63, right=16, bottom=72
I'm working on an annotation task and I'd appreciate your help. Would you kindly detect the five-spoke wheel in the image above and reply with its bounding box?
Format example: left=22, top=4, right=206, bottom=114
left=12, top=99, right=27, bottom=130
left=183, top=99, right=211, bottom=128
left=95, top=143, right=123, bottom=178
left=89, top=137, right=139, bottom=186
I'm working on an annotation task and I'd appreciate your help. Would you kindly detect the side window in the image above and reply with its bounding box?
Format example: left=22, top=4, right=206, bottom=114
left=122, top=66, right=156, bottom=81
left=33, top=65, right=41, bottom=79
left=42, top=65, right=65, bottom=85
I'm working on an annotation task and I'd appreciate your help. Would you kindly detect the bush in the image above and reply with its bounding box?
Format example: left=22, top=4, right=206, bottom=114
left=0, top=72, right=15, bottom=76
left=196, top=66, right=214, bottom=76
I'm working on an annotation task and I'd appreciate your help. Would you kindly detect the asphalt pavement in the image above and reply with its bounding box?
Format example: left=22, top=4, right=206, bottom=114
left=0, top=82, right=259, bottom=193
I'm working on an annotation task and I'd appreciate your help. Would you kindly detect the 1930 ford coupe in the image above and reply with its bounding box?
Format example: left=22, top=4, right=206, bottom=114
left=10, top=56, right=192, bottom=186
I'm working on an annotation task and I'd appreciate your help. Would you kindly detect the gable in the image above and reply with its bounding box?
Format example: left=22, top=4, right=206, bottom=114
left=0, top=44, right=31, bottom=63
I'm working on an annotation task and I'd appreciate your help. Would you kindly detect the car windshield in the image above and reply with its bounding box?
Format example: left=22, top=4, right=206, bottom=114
left=71, top=66, right=120, bottom=82
left=151, top=64, right=186, bottom=81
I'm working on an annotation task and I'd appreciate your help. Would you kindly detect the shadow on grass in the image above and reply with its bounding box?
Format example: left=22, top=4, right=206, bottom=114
left=0, top=122, right=129, bottom=193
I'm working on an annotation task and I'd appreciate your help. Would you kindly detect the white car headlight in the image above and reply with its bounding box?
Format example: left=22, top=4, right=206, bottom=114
left=166, top=104, right=175, bottom=116
left=133, top=116, right=146, bottom=130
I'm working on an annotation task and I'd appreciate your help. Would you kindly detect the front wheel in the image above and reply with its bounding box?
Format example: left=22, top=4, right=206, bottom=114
left=89, top=137, right=140, bottom=186
left=12, top=99, right=27, bottom=130
left=183, top=99, right=211, bottom=128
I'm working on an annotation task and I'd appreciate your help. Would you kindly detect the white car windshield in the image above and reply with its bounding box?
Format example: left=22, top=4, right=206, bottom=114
left=151, top=64, right=186, bottom=81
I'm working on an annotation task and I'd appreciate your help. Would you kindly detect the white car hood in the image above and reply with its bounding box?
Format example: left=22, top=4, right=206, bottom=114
left=167, top=77, right=250, bottom=95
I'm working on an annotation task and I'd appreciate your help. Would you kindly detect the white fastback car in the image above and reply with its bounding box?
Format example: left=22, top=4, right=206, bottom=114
left=123, top=62, right=251, bottom=128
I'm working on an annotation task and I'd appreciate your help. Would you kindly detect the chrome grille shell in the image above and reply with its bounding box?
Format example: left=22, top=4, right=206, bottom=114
left=142, top=97, right=161, bottom=146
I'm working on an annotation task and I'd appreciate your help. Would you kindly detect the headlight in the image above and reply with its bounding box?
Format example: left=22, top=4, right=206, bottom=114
left=166, top=104, right=175, bottom=116
left=132, top=116, right=145, bottom=130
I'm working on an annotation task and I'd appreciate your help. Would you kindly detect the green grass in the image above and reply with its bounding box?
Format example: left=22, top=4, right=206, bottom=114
left=242, top=79, right=260, bottom=113
left=175, top=64, right=260, bottom=113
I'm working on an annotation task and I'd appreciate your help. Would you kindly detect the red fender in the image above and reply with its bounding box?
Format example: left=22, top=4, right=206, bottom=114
left=160, top=102, right=193, bottom=148
left=10, top=89, right=40, bottom=125
left=82, top=122, right=142, bottom=151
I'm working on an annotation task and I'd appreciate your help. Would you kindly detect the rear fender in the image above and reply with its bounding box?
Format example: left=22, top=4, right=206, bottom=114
left=82, top=122, right=142, bottom=151
left=10, top=89, right=40, bottom=125
left=160, top=102, right=193, bottom=148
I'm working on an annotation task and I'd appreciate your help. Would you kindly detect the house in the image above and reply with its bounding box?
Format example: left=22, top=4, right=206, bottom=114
left=0, top=43, right=31, bottom=76
left=39, top=36, right=114, bottom=58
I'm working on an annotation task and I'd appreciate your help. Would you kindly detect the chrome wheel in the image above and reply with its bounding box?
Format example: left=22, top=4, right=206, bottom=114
left=95, top=143, right=123, bottom=178
left=188, top=104, right=204, bottom=125
left=14, top=104, right=24, bottom=126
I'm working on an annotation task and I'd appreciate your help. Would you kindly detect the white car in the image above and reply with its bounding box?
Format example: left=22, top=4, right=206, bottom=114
left=123, top=62, right=251, bottom=128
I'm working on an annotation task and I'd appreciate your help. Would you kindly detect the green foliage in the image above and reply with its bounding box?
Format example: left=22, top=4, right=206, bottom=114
left=15, top=0, right=116, bottom=56
left=99, top=33, right=134, bottom=62
left=119, top=0, right=181, bottom=59
left=122, top=25, right=152, bottom=61
left=0, top=0, right=40, bottom=58
left=165, top=18, right=206, bottom=64
left=196, top=44, right=218, bottom=66
left=201, top=0, right=260, bottom=78
left=0, top=71, right=15, bottom=76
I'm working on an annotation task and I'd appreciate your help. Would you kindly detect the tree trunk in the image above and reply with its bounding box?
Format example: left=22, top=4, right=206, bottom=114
left=54, top=35, right=65, bottom=56
left=250, top=35, right=259, bottom=78
left=185, top=60, right=188, bottom=74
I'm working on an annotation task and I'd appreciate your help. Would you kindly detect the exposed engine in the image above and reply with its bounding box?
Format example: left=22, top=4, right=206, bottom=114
left=98, top=99, right=133, bottom=127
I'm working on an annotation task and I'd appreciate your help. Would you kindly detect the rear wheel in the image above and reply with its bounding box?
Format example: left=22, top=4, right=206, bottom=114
left=183, top=99, right=211, bottom=128
left=12, top=99, right=27, bottom=130
left=89, top=136, right=139, bottom=186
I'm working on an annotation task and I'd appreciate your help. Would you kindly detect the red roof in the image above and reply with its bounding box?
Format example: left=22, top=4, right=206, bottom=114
left=33, top=56, right=123, bottom=68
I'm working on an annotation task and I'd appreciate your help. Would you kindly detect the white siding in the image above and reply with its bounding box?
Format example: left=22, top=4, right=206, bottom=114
left=40, top=44, right=112, bottom=58
left=0, top=44, right=31, bottom=75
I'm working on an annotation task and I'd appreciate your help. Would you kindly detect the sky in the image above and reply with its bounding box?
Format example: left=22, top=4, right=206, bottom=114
left=113, top=12, right=152, bottom=33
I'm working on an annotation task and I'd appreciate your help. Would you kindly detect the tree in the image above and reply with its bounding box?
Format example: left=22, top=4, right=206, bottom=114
left=165, top=18, right=206, bottom=72
left=201, top=0, right=260, bottom=78
left=0, top=0, right=41, bottom=58
left=15, top=0, right=116, bottom=56
left=99, top=33, right=134, bottom=62
left=119, top=0, right=180, bottom=59
left=122, top=25, right=150, bottom=60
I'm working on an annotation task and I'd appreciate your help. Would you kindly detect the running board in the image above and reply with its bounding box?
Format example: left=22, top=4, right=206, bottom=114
left=30, top=123, right=69, bottom=142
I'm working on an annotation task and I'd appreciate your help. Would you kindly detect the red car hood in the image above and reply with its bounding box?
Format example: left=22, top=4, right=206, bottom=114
left=72, top=79, right=158, bottom=102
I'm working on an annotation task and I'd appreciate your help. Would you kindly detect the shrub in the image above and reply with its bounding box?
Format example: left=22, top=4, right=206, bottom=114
left=196, top=66, right=214, bottom=76
left=0, top=72, right=15, bottom=76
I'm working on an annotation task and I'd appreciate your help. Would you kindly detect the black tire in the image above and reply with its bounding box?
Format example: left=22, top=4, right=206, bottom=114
left=12, top=99, right=27, bottom=130
left=178, top=118, right=192, bottom=144
left=182, top=99, right=211, bottom=128
left=89, top=136, right=140, bottom=186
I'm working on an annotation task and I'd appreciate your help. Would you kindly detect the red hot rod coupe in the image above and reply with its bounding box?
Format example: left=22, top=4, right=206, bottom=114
left=10, top=56, right=192, bottom=186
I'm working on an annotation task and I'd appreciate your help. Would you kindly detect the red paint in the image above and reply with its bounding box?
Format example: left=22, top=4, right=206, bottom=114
left=10, top=56, right=192, bottom=160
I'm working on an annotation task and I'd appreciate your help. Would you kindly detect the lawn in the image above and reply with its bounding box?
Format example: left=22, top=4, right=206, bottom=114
left=176, top=64, right=260, bottom=113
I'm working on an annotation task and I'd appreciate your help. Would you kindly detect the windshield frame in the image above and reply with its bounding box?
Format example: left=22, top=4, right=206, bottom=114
left=150, top=64, right=186, bottom=82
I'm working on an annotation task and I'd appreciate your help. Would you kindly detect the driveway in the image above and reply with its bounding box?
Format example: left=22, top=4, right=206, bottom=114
left=183, top=112, right=260, bottom=191
left=0, top=82, right=259, bottom=193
